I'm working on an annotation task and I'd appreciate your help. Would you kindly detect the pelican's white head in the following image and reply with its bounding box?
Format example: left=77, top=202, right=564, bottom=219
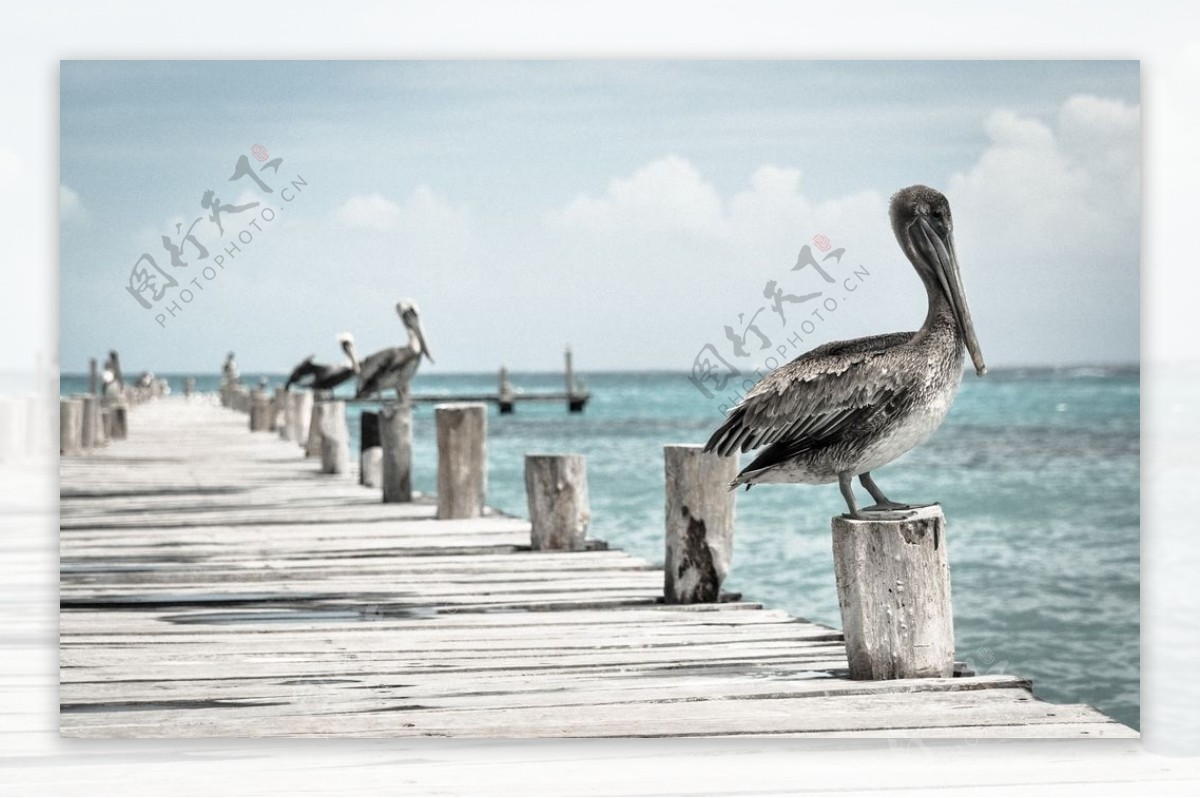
left=395, top=298, right=434, bottom=364
left=889, top=185, right=986, bottom=377
left=337, top=332, right=360, bottom=373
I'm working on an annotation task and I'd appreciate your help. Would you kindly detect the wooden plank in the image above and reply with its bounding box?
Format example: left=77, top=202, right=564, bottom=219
left=60, top=688, right=1120, bottom=738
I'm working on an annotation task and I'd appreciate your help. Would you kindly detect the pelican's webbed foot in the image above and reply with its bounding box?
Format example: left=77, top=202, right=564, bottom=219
left=845, top=508, right=916, bottom=522
left=857, top=472, right=938, bottom=515
left=860, top=501, right=935, bottom=513
left=838, top=471, right=937, bottom=521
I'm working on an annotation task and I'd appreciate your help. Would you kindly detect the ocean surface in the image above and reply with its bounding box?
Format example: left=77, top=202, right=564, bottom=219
left=59, top=367, right=1140, bottom=729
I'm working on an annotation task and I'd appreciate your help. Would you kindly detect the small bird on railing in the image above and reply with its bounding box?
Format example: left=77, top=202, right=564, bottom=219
left=704, top=185, right=986, bottom=520
left=355, top=299, right=434, bottom=402
left=285, top=333, right=361, bottom=392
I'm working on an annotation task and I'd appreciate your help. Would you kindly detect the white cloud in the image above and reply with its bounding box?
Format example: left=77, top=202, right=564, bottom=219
left=550, top=155, right=723, bottom=235
left=549, top=155, right=885, bottom=251
left=334, top=193, right=403, bottom=230
left=544, top=93, right=1140, bottom=367
left=946, top=94, right=1140, bottom=364
left=333, top=186, right=470, bottom=234
left=948, top=94, right=1139, bottom=251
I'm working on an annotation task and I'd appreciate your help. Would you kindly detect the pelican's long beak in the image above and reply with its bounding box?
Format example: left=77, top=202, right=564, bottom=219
left=415, top=320, right=434, bottom=364
left=343, top=339, right=361, bottom=374
left=403, top=311, right=434, bottom=365
left=915, top=218, right=986, bottom=376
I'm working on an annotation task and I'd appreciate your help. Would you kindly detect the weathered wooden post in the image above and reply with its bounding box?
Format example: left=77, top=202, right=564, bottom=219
left=380, top=402, right=413, bottom=502
left=435, top=403, right=486, bottom=519
left=108, top=400, right=128, bottom=441
left=79, top=395, right=98, bottom=450
left=184, top=377, right=195, bottom=398
left=524, top=454, right=590, bottom=551
left=663, top=444, right=738, bottom=604
left=249, top=391, right=272, bottom=431
left=319, top=400, right=350, bottom=474
left=88, top=358, right=98, bottom=395
left=60, top=398, right=83, bottom=455
left=277, top=387, right=292, bottom=439
left=498, top=366, right=515, bottom=414
left=305, top=400, right=327, bottom=457
left=290, top=391, right=313, bottom=448
left=271, top=386, right=287, bottom=432
left=360, top=410, right=382, bottom=487
left=96, top=406, right=111, bottom=446
left=564, top=347, right=586, bottom=412
left=832, top=506, right=955, bottom=680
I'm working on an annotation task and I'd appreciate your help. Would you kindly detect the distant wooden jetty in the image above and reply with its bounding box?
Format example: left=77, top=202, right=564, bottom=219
left=57, top=395, right=1134, bottom=738
left=354, top=348, right=589, bottom=413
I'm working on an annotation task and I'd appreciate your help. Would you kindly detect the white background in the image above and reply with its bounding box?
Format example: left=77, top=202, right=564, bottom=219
left=2, top=1, right=1198, bottom=794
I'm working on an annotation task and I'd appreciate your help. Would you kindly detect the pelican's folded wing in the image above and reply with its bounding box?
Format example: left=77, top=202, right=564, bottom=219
left=703, top=332, right=915, bottom=460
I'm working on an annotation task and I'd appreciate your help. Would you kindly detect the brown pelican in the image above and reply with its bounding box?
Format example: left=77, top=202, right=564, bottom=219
left=223, top=352, right=238, bottom=386
left=355, top=300, right=434, bottom=401
left=704, top=185, right=986, bottom=520
left=285, top=333, right=360, bottom=391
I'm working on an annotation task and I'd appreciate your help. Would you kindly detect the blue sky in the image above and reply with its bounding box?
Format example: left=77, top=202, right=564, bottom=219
left=59, top=61, right=1140, bottom=374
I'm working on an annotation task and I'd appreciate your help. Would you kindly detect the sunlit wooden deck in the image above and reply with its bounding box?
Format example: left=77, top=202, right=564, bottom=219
left=58, top=398, right=1135, bottom=738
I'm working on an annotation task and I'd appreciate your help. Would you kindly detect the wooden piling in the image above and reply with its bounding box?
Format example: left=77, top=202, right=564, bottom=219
left=435, top=403, right=486, bottom=520
left=524, top=454, right=590, bottom=551
left=305, top=401, right=326, bottom=458
left=662, top=444, right=738, bottom=604
left=96, top=407, right=111, bottom=446
left=279, top=389, right=294, bottom=441
left=360, top=411, right=382, bottom=487
left=831, top=505, right=954, bottom=680
left=232, top=386, right=250, bottom=413
left=108, top=400, right=128, bottom=441
left=59, top=398, right=83, bottom=455
left=380, top=403, right=413, bottom=502
left=498, top=366, right=514, bottom=414
left=564, top=348, right=586, bottom=412
left=79, top=395, right=99, bottom=450
left=290, top=391, right=313, bottom=447
left=271, top=386, right=287, bottom=433
left=88, top=358, right=98, bottom=395
left=319, top=400, right=349, bottom=475
left=184, top=377, right=195, bottom=398
left=249, top=391, right=273, bottom=432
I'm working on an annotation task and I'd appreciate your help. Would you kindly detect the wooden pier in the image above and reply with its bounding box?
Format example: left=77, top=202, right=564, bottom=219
left=58, top=397, right=1134, bottom=738
left=410, top=350, right=589, bottom=413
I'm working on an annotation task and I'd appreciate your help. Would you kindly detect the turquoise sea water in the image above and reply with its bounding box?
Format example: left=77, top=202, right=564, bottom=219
left=60, top=367, right=1140, bottom=729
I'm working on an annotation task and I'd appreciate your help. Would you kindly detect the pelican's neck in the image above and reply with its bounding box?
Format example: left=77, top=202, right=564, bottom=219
left=405, top=324, right=423, bottom=355
left=912, top=266, right=960, bottom=343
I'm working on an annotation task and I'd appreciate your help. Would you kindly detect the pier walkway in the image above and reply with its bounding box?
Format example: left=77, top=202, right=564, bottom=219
left=59, top=398, right=1134, bottom=738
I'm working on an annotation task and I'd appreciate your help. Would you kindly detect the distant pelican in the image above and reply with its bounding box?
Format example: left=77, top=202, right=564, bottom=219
left=285, top=333, right=361, bottom=392
left=704, top=185, right=986, bottom=520
left=355, top=300, right=434, bottom=401
left=222, top=351, right=238, bottom=384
